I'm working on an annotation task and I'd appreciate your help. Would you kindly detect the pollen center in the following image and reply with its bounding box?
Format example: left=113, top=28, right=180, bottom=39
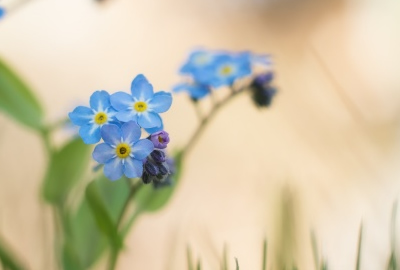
left=220, top=65, right=233, bottom=75
left=94, top=112, right=108, bottom=125
left=116, top=143, right=131, bottom=158
left=134, top=101, right=148, bottom=112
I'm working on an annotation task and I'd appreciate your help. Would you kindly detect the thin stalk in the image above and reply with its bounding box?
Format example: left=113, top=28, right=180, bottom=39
left=311, top=231, right=319, bottom=270
left=355, top=224, right=363, bottom=270
left=262, top=239, right=267, bottom=270
left=182, top=86, right=247, bottom=158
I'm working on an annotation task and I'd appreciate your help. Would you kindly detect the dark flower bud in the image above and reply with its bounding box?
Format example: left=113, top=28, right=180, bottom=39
left=250, top=73, right=277, bottom=108
left=150, top=150, right=166, bottom=163
left=142, top=172, right=152, bottom=184
left=144, top=161, right=159, bottom=176
left=158, top=163, right=169, bottom=175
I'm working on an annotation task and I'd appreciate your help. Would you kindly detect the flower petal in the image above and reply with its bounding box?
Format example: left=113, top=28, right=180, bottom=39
left=69, top=106, right=94, bottom=126
left=116, top=110, right=137, bottom=123
left=110, top=92, right=134, bottom=111
left=93, top=143, right=115, bottom=163
left=144, top=124, right=163, bottom=134
left=104, top=158, right=123, bottom=181
left=137, top=112, right=162, bottom=128
left=132, top=139, right=154, bottom=160
left=148, top=91, right=172, bottom=113
left=123, top=158, right=143, bottom=178
left=90, top=90, right=111, bottom=111
left=131, top=74, right=154, bottom=101
left=121, top=121, right=141, bottom=144
left=79, top=123, right=101, bottom=144
left=101, top=124, right=121, bottom=146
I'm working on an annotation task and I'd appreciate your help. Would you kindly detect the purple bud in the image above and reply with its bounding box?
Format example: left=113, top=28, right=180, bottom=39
left=150, top=131, right=170, bottom=149
left=144, top=161, right=159, bottom=176
left=150, top=150, right=166, bottom=163
left=142, top=172, right=151, bottom=184
left=158, top=163, right=169, bottom=175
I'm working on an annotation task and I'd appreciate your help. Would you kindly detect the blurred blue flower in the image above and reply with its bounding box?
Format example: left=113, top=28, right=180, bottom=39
left=173, top=82, right=210, bottom=100
left=110, top=74, right=172, bottom=131
left=205, top=52, right=252, bottom=87
left=0, top=7, right=5, bottom=20
left=92, top=121, right=154, bottom=181
left=179, top=49, right=219, bottom=75
left=69, top=90, right=117, bottom=144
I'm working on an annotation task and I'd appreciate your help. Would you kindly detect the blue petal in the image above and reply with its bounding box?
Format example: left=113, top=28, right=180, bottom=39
left=101, top=124, right=122, bottom=146
left=104, top=158, right=123, bottom=181
left=79, top=123, right=101, bottom=144
left=132, top=139, right=154, bottom=160
left=0, top=8, right=5, bottom=20
left=116, top=110, right=137, bottom=122
left=69, top=106, right=94, bottom=126
left=121, top=121, right=141, bottom=144
left=123, top=158, right=143, bottom=178
left=172, top=83, right=187, bottom=93
left=131, top=74, right=154, bottom=101
left=110, top=92, right=134, bottom=111
left=90, top=90, right=111, bottom=111
left=137, top=112, right=162, bottom=128
left=93, top=143, right=115, bottom=163
left=148, top=91, right=172, bottom=113
left=144, top=124, right=163, bottom=134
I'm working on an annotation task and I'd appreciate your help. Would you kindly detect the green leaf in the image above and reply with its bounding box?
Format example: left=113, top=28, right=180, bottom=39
left=62, top=175, right=129, bottom=269
left=0, top=57, right=43, bottom=130
left=85, top=180, right=123, bottom=251
left=41, top=138, right=91, bottom=205
left=134, top=150, right=183, bottom=213
left=0, top=236, right=27, bottom=270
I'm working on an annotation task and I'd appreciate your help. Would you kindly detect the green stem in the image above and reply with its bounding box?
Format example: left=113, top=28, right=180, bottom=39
left=181, top=86, right=247, bottom=158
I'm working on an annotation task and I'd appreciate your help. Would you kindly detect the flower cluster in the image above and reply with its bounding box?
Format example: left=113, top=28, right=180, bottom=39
left=69, top=74, right=173, bottom=184
left=173, top=48, right=276, bottom=107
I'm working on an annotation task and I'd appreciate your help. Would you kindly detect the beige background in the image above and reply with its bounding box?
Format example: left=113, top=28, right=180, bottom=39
left=0, top=0, right=400, bottom=269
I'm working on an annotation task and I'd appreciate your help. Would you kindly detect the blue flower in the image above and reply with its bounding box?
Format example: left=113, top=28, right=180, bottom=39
left=179, top=49, right=219, bottom=75
left=204, top=52, right=252, bottom=87
left=110, top=74, right=172, bottom=131
left=173, top=82, right=210, bottom=100
left=92, top=121, right=154, bottom=181
left=0, top=7, right=5, bottom=20
left=69, top=90, right=117, bottom=144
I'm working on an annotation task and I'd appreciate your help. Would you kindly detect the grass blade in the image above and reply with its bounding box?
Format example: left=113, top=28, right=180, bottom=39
left=187, top=246, right=194, bottom=270
left=355, top=224, right=363, bottom=270
left=262, top=238, right=267, bottom=270
left=235, top=258, right=239, bottom=270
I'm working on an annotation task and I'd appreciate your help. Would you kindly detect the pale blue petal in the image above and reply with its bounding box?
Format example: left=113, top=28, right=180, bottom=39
left=79, top=123, right=101, bottom=144
left=148, top=91, right=172, bottom=113
left=121, top=121, right=141, bottom=144
left=93, top=143, right=115, bottom=163
left=101, top=124, right=121, bottom=146
left=104, top=158, right=123, bottom=181
left=131, top=74, right=154, bottom=101
left=123, top=158, right=143, bottom=178
left=144, top=124, right=163, bottom=134
left=116, top=110, right=137, bottom=123
left=110, top=92, right=134, bottom=111
left=69, top=106, right=94, bottom=126
left=90, top=90, right=111, bottom=111
left=137, top=112, right=162, bottom=128
left=132, top=139, right=154, bottom=160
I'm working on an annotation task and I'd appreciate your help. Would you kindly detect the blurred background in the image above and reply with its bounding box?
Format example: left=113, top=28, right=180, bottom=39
left=0, top=0, right=400, bottom=269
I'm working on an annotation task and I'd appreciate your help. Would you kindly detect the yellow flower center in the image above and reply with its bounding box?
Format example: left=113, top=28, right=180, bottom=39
left=94, top=112, right=108, bottom=125
left=116, top=143, right=131, bottom=159
left=158, top=136, right=163, bottom=143
left=220, top=65, right=233, bottom=76
left=134, top=101, right=148, bottom=112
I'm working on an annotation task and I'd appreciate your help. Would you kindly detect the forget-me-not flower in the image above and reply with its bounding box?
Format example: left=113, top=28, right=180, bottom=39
left=0, top=7, right=5, bottom=20
left=69, top=90, right=117, bottom=144
left=110, top=74, right=172, bottom=131
left=173, top=82, right=210, bottom=100
left=92, top=121, right=154, bottom=181
left=204, top=52, right=252, bottom=88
